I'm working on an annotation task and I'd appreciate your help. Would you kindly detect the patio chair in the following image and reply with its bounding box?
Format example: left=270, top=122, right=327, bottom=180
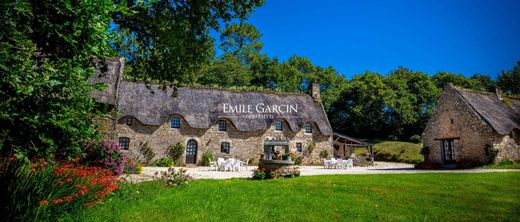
left=224, top=158, right=234, bottom=172
left=323, top=159, right=331, bottom=169
left=329, top=158, right=338, bottom=169
left=240, top=159, right=249, bottom=171
left=345, top=159, right=353, bottom=170
left=209, top=158, right=218, bottom=171
left=217, top=158, right=226, bottom=171
left=336, top=159, right=345, bottom=169
left=232, top=159, right=242, bottom=172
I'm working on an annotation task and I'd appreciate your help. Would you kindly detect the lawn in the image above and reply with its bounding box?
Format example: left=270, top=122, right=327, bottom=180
left=354, top=140, right=424, bottom=164
left=60, top=173, right=520, bottom=222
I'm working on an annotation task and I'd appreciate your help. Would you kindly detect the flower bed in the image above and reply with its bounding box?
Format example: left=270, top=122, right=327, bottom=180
left=252, top=166, right=300, bottom=180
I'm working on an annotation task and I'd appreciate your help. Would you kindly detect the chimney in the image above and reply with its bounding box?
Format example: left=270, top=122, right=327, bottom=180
left=311, top=83, right=321, bottom=101
left=495, top=87, right=503, bottom=101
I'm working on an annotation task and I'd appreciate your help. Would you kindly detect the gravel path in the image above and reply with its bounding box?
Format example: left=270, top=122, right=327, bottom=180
left=122, top=162, right=520, bottom=183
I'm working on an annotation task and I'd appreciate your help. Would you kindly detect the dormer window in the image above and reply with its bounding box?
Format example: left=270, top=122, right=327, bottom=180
left=126, top=117, right=133, bottom=126
left=275, top=120, right=283, bottom=132
left=171, top=117, right=180, bottom=128
left=218, top=120, right=226, bottom=131
left=304, top=123, right=312, bottom=134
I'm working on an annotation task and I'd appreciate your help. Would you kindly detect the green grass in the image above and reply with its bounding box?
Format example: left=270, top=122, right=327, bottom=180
left=354, top=140, right=423, bottom=164
left=60, top=173, right=520, bottom=222
left=482, top=160, right=520, bottom=169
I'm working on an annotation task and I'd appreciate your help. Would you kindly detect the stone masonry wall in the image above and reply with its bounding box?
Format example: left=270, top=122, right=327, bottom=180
left=423, top=86, right=498, bottom=166
left=116, top=116, right=332, bottom=165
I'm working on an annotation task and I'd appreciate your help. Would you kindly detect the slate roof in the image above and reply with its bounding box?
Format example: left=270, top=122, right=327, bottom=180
left=452, top=85, right=520, bottom=135
left=116, top=81, right=333, bottom=135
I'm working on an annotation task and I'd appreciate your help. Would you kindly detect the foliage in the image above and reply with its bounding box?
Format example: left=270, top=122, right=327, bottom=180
left=290, top=151, right=302, bottom=165
left=158, top=167, right=193, bottom=187
left=82, top=141, right=127, bottom=175
left=62, top=173, right=520, bottom=221
left=124, top=159, right=143, bottom=174
left=409, top=135, right=422, bottom=144
left=138, top=141, right=155, bottom=163
left=497, top=61, right=520, bottom=96
left=150, top=157, right=174, bottom=167
left=267, top=170, right=280, bottom=179
left=420, top=146, right=430, bottom=159
left=0, top=0, right=115, bottom=161
left=307, top=143, right=316, bottom=156
left=0, top=158, right=119, bottom=221
left=202, top=150, right=216, bottom=166
left=319, top=150, right=329, bottom=159
left=169, top=143, right=185, bottom=165
left=112, top=0, right=264, bottom=84
left=484, top=144, right=499, bottom=164
left=219, top=22, right=263, bottom=63
left=252, top=169, right=266, bottom=180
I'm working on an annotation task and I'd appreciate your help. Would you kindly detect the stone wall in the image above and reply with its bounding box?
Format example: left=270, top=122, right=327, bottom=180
left=116, top=115, right=332, bottom=165
left=423, top=86, right=498, bottom=166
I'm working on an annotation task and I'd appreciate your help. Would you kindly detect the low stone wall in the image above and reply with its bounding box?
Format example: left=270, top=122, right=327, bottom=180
left=494, top=135, right=520, bottom=162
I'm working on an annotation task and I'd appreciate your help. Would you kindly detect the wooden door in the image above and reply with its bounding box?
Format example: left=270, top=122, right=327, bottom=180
left=186, top=140, right=198, bottom=164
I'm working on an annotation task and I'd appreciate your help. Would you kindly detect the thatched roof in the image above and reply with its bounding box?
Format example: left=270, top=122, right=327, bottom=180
left=89, top=58, right=124, bottom=105
left=117, top=81, right=333, bottom=135
left=452, top=85, right=520, bottom=135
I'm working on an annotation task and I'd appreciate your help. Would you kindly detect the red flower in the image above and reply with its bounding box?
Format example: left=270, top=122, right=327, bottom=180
left=39, top=200, right=49, bottom=205
left=64, top=196, right=73, bottom=202
left=52, top=198, right=64, bottom=204
left=66, top=178, right=73, bottom=182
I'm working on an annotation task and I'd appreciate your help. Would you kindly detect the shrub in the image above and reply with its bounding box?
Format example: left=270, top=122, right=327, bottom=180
left=159, top=167, right=193, bottom=187
left=252, top=169, right=266, bottom=180
left=169, top=143, right=185, bottom=165
left=82, top=140, right=126, bottom=175
left=290, top=151, right=302, bottom=165
left=124, top=159, right=143, bottom=174
left=485, top=144, right=499, bottom=164
left=150, top=157, right=174, bottom=167
left=409, top=135, right=422, bottom=144
left=319, top=150, right=329, bottom=159
left=0, top=158, right=120, bottom=221
left=307, top=143, right=316, bottom=156
left=202, top=150, right=215, bottom=166
left=420, top=146, right=430, bottom=159
left=266, top=170, right=280, bottom=179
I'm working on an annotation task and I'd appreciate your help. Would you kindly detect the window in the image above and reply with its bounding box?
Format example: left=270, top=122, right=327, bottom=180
left=441, top=139, right=456, bottom=163
left=171, top=117, right=180, bottom=128
left=126, top=117, right=133, bottom=126
left=119, top=137, right=130, bottom=150
left=304, top=123, right=312, bottom=134
left=218, top=120, right=226, bottom=131
left=296, top=143, right=302, bottom=152
left=221, top=142, right=230, bottom=154
left=275, top=120, right=283, bottom=132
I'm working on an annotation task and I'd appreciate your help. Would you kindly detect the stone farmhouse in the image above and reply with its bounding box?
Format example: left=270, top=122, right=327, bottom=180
left=423, top=84, right=520, bottom=168
left=90, top=58, right=333, bottom=165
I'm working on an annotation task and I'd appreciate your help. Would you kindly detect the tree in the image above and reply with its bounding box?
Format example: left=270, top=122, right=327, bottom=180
left=432, top=71, right=482, bottom=90
left=197, top=54, right=252, bottom=87
left=112, top=0, right=264, bottom=84
left=219, top=22, right=264, bottom=62
left=470, top=74, right=495, bottom=92
left=0, top=1, right=115, bottom=160
left=497, top=61, right=520, bottom=96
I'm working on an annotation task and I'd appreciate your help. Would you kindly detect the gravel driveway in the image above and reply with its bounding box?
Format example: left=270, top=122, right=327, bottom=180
left=123, top=162, right=520, bottom=183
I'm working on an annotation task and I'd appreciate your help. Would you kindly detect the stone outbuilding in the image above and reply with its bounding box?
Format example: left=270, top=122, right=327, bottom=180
left=90, top=58, right=334, bottom=165
left=423, top=84, right=520, bottom=168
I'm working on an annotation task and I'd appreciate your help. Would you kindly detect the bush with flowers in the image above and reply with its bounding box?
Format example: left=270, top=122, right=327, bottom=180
left=0, top=157, right=121, bottom=221
left=124, top=159, right=143, bottom=174
left=82, top=140, right=127, bottom=175
left=251, top=166, right=300, bottom=180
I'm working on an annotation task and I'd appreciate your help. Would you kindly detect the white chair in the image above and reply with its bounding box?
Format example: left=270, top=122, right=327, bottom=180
left=323, top=159, right=331, bottom=169
left=232, top=159, right=242, bottom=172
left=217, top=158, right=226, bottom=171
left=329, top=158, right=337, bottom=169
left=345, top=159, right=353, bottom=170
left=336, top=159, right=345, bottom=169
left=240, top=159, right=249, bottom=171
left=224, top=158, right=234, bottom=171
left=209, top=158, right=218, bottom=171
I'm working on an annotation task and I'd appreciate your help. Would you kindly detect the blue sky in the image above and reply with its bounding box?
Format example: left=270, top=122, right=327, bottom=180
left=214, top=0, right=520, bottom=79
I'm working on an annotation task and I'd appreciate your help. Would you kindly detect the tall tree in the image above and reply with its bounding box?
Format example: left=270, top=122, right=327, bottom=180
left=0, top=0, right=115, bottom=160
left=112, top=0, right=264, bottom=83
left=470, top=74, right=496, bottom=92
left=219, top=22, right=263, bottom=62
left=497, top=61, right=520, bottom=96
left=432, top=71, right=482, bottom=90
